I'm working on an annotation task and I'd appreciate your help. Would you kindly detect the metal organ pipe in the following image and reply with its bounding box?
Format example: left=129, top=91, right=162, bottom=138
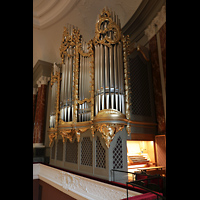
left=97, top=44, right=101, bottom=113
left=83, top=43, right=86, bottom=121
left=95, top=45, right=98, bottom=116
left=58, top=24, right=77, bottom=122
left=50, top=63, right=60, bottom=128
left=119, top=41, right=125, bottom=114
left=104, top=44, right=109, bottom=109
left=79, top=53, right=82, bottom=122
left=68, top=46, right=72, bottom=121
left=109, top=42, right=114, bottom=110
left=77, top=40, right=92, bottom=122
left=100, top=35, right=105, bottom=110
left=94, top=8, right=125, bottom=116
left=117, top=43, right=121, bottom=113
left=114, top=43, right=118, bottom=110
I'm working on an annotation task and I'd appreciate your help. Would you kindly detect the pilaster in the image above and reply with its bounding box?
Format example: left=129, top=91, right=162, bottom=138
left=33, top=76, right=50, bottom=148
left=144, top=5, right=166, bottom=41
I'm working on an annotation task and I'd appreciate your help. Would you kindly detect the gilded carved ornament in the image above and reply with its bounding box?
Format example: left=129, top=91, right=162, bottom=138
left=95, top=123, right=124, bottom=148
left=49, top=130, right=58, bottom=146
left=93, top=8, right=121, bottom=46
left=59, top=127, right=89, bottom=143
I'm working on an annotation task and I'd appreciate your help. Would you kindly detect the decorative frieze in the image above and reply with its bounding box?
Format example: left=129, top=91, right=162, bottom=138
left=33, top=163, right=141, bottom=200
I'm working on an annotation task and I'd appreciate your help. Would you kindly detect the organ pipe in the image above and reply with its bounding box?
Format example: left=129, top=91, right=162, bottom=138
left=49, top=7, right=131, bottom=147
left=49, top=63, right=60, bottom=128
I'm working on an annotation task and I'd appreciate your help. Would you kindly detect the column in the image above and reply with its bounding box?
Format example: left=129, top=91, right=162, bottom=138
left=33, top=76, right=50, bottom=148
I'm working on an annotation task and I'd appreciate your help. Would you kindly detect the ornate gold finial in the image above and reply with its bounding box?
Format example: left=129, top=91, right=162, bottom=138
left=59, top=26, right=80, bottom=64
left=93, top=9, right=121, bottom=47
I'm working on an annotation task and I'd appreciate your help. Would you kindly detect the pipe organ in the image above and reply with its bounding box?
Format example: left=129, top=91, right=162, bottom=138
left=48, top=8, right=131, bottom=149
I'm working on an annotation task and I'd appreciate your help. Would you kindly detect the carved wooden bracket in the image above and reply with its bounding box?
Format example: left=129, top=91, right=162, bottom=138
left=95, top=123, right=124, bottom=148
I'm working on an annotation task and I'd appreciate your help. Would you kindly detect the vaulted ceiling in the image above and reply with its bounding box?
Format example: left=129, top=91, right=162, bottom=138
left=33, top=0, right=143, bottom=67
left=33, top=0, right=142, bottom=30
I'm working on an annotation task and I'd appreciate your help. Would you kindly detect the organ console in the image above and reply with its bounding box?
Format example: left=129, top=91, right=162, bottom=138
left=48, top=7, right=131, bottom=148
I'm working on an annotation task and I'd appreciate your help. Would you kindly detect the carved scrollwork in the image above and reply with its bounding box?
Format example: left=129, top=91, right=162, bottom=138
left=75, top=127, right=89, bottom=142
left=59, top=129, right=75, bottom=143
left=59, top=127, right=89, bottom=143
left=49, top=131, right=58, bottom=146
left=60, top=27, right=81, bottom=63
left=93, top=8, right=121, bottom=47
left=95, top=123, right=124, bottom=148
left=77, top=98, right=91, bottom=105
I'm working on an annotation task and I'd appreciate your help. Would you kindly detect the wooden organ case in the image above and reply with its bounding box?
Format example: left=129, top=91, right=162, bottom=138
left=48, top=8, right=133, bottom=181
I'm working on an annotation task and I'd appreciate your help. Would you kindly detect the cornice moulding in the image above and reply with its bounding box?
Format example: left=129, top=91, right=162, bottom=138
left=144, top=5, right=166, bottom=41
left=122, top=0, right=165, bottom=44
left=33, top=60, right=53, bottom=88
left=33, top=163, right=141, bottom=200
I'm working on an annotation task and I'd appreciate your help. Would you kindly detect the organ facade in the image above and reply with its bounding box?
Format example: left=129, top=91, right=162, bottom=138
left=47, top=7, right=159, bottom=181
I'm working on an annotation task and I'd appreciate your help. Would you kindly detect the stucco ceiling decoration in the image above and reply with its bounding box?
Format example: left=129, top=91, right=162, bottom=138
left=33, top=0, right=79, bottom=29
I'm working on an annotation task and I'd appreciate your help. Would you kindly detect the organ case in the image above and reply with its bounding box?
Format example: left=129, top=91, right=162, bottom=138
left=48, top=8, right=131, bottom=149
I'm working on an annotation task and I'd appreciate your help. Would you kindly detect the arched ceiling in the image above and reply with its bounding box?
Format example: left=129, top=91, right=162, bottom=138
left=33, top=0, right=143, bottom=67
left=33, top=0, right=80, bottom=29
left=33, top=0, right=142, bottom=30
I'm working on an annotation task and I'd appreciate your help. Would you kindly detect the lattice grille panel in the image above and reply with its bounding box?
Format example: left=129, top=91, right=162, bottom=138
left=65, top=139, right=78, bottom=164
left=81, top=137, right=92, bottom=166
left=57, top=139, right=63, bottom=161
left=96, top=136, right=106, bottom=168
left=129, top=55, right=152, bottom=116
left=113, top=136, right=123, bottom=169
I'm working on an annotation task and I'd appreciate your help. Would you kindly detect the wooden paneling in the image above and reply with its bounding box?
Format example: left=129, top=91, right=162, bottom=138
left=33, top=179, right=39, bottom=200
